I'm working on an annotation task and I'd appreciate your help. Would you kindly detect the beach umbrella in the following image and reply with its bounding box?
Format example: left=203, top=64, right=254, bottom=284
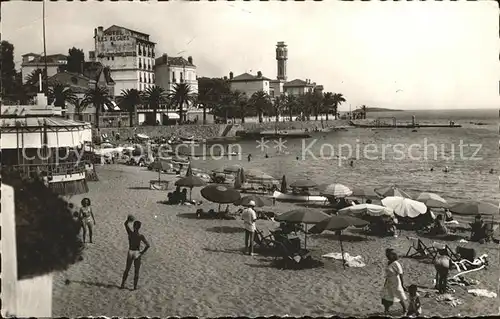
left=290, top=179, right=317, bottom=189
left=319, top=183, right=353, bottom=198
left=234, top=195, right=272, bottom=207
left=337, top=203, right=395, bottom=218
left=175, top=175, right=207, bottom=200
left=348, top=187, right=381, bottom=200
left=381, top=196, right=427, bottom=218
left=416, top=192, right=448, bottom=209
left=449, top=201, right=499, bottom=216
left=201, top=185, right=241, bottom=211
left=246, top=168, right=267, bottom=178
left=275, top=208, right=330, bottom=248
left=309, top=215, right=368, bottom=269
left=280, top=175, right=287, bottom=193
left=185, top=163, right=193, bottom=177
left=223, top=164, right=242, bottom=174
left=375, top=185, right=412, bottom=199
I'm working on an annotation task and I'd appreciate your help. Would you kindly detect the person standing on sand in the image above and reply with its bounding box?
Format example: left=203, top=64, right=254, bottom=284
left=434, top=249, right=451, bottom=294
left=79, top=198, right=96, bottom=243
left=241, top=200, right=257, bottom=256
left=381, top=248, right=407, bottom=315
left=120, top=215, right=150, bottom=290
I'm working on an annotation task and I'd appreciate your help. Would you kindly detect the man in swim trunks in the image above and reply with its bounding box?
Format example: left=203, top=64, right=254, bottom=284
left=120, top=215, right=150, bottom=290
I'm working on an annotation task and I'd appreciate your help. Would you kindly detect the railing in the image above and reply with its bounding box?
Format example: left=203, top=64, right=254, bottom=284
left=3, top=161, right=87, bottom=179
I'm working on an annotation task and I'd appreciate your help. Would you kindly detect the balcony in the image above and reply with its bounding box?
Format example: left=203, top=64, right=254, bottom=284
left=3, top=161, right=87, bottom=180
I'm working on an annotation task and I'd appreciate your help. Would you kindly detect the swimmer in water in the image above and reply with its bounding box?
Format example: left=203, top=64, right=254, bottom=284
left=247, top=154, right=252, bottom=162
left=430, top=167, right=434, bottom=172
left=296, top=156, right=299, bottom=160
left=490, top=168, right=495, bottom=174
left=349, top=160, right=354, bottom=167
left=443, top=166, right=449, bottom=173
left=265, top=154, right=269, bottom=158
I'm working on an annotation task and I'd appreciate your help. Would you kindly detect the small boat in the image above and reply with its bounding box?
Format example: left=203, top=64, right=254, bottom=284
left=272, top=191, right=328, bottom=203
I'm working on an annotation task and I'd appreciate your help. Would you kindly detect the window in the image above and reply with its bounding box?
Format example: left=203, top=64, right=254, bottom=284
left=180, top=72, right=183, bottom=83
left=111, top=56, right=114, bottom=61
left=172, top=71, right=176, bottom=83
left=107, top=57, right=110, bottom=60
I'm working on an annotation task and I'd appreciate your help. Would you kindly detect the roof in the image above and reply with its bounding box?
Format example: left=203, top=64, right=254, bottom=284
left=22, top=54, right=67, bottom=65
left=22, top=52, right=41, bottom=57
left=104, top=25, right=154, bottom=43
left=155, top=55, right=195, bottom=67
left=1, top=116, right=89, bottom=129
left=230, top=72, right=272, bottom=82
left=48, top=72, right=93, bottom=94
left=83, top=62, right=115, bottom=84
left=283, top=79, right=315, bottom=87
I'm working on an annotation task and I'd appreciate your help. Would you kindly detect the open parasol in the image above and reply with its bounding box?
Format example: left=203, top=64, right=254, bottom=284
left=337, top=203, right=395, bottom=218
left=234, top=195, right=272, bottom=207
left=381, top=196, right=427, bottom=218
left=348, top=187, right=381, bottom=200
left=319, top=183, right=353, bottom=198
left=175, top=175, right=207, bottom=200
left=375, top=185, right=412, bottom=199
left=201, top=184, right=241, bottom=211
left=449, top=201, right=499, bottom=216
left=275, top=208, right=329, bottom=248
left=290, top=179, right=317, bottom=189
left=416, top=192, right=448, bottom=209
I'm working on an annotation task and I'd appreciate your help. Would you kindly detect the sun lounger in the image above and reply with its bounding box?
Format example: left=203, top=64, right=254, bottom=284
left=405, top=236, right=433, bottom=258
left=254, top=229, right=276, bottom=249
left=451, top=254, right=488, bottom=279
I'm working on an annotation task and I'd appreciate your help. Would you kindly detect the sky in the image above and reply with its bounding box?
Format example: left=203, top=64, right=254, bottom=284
left=2, top=0, right=498, bottom=110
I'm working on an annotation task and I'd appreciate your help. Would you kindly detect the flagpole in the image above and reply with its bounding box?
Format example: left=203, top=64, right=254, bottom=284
left=42, top=0, right=49, bottom=97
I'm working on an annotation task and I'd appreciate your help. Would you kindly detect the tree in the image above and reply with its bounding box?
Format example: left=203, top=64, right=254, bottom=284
left=66, top=47, right=85, bottom=74
left=332, top=93, right=346, bottom=120
left=197, top=77, right=231, bottom=124
left=1, top=41, right=17, bottom=98
left=81, top=86, right=111, bottom=129
left=169, top=82, right=196, bottom=124
left=249, top=90, right=272, bottom=123
left=25, top=69, right=48, bottom=94
left=310, top=91, right=323, bottom=121
left=284, top=94, right=299, bottom=121
left=322, top=92, right=334, bottom=121
left=118, top=89, right=142, bottom=127
left=142, top=85, right=167, bottom=125
left=48, top=82, right=78, bottom=108
left=231, top=90, right=247, bottom=123
left=273, top=94, right=287, bottom=123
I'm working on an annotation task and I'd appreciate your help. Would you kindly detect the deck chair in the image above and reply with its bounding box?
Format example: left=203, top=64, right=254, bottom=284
left=430, top=242, right=459, bottom=261
left=254, top=229, right=276, bottom=250
left=405, top=236, right=432, bottom=258
left=451, top=254, right=488, bottom=279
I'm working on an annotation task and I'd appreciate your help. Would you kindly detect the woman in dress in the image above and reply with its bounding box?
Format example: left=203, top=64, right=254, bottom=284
left=381, top=248, right=407, bottom=315
left=79, top=198, right=96, bottom=243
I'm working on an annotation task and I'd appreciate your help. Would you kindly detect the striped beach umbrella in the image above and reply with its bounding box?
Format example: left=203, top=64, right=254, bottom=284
left=416, top=192, right=448, bottom=208
left=319, top=183, right=353, bottom=198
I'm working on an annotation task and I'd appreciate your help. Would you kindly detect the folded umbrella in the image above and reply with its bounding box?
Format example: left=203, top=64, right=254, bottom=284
left=381, top=196, right=427, bottom=218
left=337, top=203, right=394, bottom=218
left=319, top=183, right=353, bottom=198
left=449, top=201, right=499, bottom=216
left=375, top=185, right=412, bottom=199
left=416, top=192, right=448, bottom=208
left=275, top=208, right=330, bottom=249
left=280, top=175, right=287, bottom=193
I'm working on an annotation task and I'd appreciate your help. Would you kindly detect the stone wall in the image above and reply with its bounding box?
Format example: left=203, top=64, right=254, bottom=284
left=95, top=119, right=352, bottom=141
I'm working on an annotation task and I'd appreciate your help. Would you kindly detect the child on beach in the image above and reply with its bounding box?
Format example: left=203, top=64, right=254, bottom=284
left=406, top=284, right=422, bottom=317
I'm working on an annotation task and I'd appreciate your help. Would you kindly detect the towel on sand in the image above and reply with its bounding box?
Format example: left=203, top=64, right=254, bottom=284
left=468, top=289, right=497, bottom=298
left=436, top=294, right=463, bottom=307
left=322, top=252, right=366, bottom=268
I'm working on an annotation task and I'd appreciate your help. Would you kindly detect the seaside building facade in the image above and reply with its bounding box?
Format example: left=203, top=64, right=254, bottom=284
left=154, top=54, right=198, bottom=94
left=92, top=25, right=156, bottom=96
left=21, top=53, right=67, bottom=84
left=229, top=71, right=272, bottom=97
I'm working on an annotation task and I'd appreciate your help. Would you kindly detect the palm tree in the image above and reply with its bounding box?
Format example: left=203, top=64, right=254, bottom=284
left=322, top=92, right=334, bottom=121
left=169, top=83, right=196, bottom=124
left=197, top=85, right=212, bottom=124
left=81, top=86, right=111, bottom=129
left=73, top=98, right=86, bottom=121
left=273, top=94, right=287, bottom=123
left=332, top=93, right=346, bottom=120
left=25, top=69, right=47, bottom=94
left=231, top=90, right=247, bottom=123
left=48, top=82, right=78, bottom=108
left=249, top=90, right=272, bottom=123
left=118, top=89, right=142, bottom=127
left=284, top=94, right=298, bottom=121
left=142, top=86, right=168, bottom=125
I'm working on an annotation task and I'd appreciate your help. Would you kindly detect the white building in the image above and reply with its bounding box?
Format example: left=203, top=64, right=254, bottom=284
left=154, top=54, right=198, bottom=94
left=21, top=53, right=67, bottom=84
left=93, top=25, right=156, bottom=96
left=229, top=71, right=271, bottom=97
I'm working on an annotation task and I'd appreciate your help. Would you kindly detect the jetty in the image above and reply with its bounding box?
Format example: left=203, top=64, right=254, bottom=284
left=236, top=130, right=311, bottom=139
left=350, top=116, right=462, bottom=129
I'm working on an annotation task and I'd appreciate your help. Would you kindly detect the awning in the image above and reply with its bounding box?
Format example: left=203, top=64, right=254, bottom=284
left=163, top=112, right=180, bottom=119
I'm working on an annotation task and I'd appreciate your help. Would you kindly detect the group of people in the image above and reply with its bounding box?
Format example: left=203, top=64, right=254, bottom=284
left=167, top=186, right=188, bottom=205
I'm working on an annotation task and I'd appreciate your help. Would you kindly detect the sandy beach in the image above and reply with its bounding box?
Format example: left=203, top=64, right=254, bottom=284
left=52, top=164, right=500, bottom=317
